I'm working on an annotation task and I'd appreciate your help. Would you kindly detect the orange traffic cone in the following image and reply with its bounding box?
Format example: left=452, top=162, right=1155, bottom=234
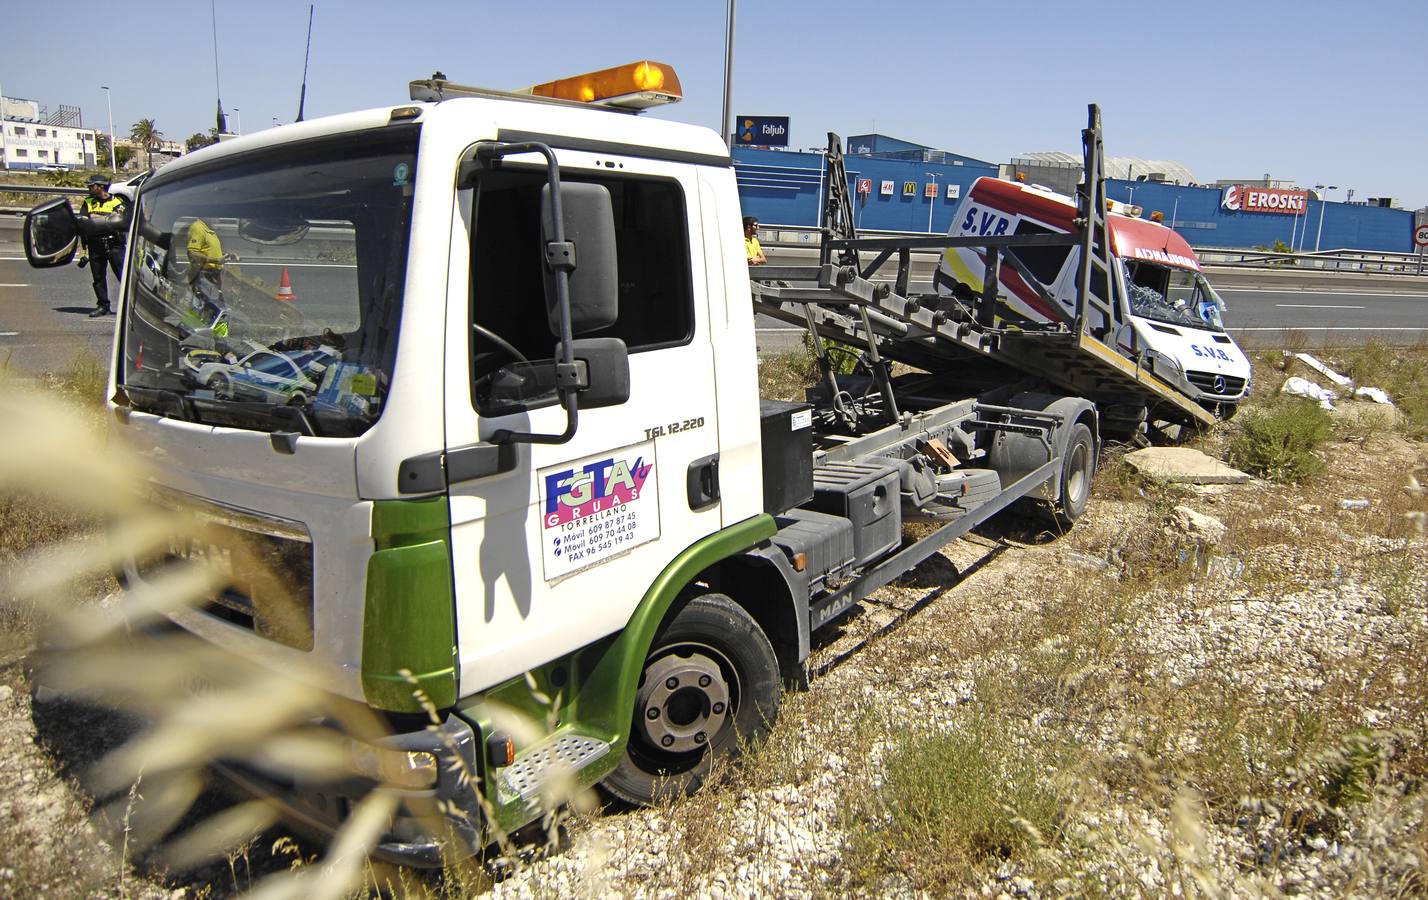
left=275, top=267, right=297, bottom=302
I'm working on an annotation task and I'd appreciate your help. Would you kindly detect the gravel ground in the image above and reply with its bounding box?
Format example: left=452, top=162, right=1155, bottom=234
left=1, top=433, right=1424, bottom=898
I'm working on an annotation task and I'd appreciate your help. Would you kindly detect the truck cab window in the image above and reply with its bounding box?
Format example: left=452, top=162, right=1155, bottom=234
left=470, top=169, right=693, bottom=416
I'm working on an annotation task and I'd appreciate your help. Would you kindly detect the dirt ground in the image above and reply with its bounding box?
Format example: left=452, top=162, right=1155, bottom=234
left=1, top=387, right=1425, bottom=896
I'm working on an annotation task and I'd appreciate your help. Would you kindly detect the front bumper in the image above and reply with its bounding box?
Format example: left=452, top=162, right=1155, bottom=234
left=214, top=714, right=486, bottom=868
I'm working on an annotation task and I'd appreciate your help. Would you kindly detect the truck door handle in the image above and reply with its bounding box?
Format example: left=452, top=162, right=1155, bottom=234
left=687, top=454, right=720, bottom=511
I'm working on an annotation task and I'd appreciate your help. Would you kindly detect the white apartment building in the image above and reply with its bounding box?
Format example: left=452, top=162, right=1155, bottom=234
left=0, top=96, right=99, bottom=171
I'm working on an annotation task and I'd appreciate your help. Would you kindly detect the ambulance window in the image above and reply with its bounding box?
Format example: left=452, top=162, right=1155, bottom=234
left=469, top=169, right=694, bottom=416
left=1010, top=221, right=1071, bottom=286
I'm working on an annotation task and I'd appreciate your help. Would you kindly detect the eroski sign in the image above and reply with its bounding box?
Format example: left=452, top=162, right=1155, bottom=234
left=1221, top=184, right=1309, bottom=215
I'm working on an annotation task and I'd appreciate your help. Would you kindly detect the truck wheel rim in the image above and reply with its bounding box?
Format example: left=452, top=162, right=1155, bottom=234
left=635, top=643, right=734, bottom=755
left=1067, top=441, right=1089, bottom=506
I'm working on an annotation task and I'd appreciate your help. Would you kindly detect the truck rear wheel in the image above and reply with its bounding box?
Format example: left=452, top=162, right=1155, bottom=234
left=1051, top=422, right=1095, bottom=527
left=602, top=593, right=780, bottom=806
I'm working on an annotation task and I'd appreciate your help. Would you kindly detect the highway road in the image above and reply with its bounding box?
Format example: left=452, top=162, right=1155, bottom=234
left=1215, top=285, right=1428, bottom=348
left=2, top=215, right=1425, bottom=381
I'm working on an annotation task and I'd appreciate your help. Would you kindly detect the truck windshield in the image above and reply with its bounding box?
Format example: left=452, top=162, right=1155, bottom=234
left=118, top=126, right=418, bottom=437
left=1123, top=261, right=1225, bottom=332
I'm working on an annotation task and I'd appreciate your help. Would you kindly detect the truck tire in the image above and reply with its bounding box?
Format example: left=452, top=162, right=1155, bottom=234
left=1049, top=421, right=1095, bottom=527
left=602, top=593, right=780, bottom=806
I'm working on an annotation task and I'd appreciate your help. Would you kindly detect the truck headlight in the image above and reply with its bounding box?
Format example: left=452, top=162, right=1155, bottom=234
left=349, top=743, right=440, bottom=789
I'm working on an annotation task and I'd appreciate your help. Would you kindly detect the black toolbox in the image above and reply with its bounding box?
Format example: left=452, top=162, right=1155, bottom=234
left=759, top=400, right=814, bottom=514
left=805, top=461, right=902, bottom=567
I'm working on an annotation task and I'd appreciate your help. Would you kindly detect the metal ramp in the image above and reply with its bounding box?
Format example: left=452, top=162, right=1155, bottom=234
left=750, top=105, right=1215, bottom=434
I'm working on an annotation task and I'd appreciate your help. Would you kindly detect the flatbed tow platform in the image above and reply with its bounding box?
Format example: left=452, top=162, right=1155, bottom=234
left=750, top=105, right=1217, bottom=437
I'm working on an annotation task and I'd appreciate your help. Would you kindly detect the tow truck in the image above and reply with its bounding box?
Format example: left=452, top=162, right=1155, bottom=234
left=22, top=61, right=1202, bottom=865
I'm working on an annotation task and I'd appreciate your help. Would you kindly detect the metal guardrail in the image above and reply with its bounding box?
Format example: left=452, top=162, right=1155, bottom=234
left=0, top=183, right=87, bottom=196
left=1194, top=247, right=1427, bottom=276
left=757, top=223, right=1428, bottom=277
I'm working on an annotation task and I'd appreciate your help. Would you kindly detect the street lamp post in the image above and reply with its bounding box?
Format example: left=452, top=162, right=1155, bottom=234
left=101, top=85, right=116, bottom=173
left=0, top=79, right=8, bottom=172
left=926, top=172, right=939, bottom=232
left=1313, top=185, right=1338, bottom=253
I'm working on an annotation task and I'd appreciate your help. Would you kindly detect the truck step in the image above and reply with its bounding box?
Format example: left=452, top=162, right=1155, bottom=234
left=936, top=468, right=1002, bottom=509
left=499, top=732, right=611, bottom=805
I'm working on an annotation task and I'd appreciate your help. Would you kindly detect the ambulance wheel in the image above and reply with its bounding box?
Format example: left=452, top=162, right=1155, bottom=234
left=602, top=594, right=780, bottom=806
left=1050, top=422, right=1095, bottom=528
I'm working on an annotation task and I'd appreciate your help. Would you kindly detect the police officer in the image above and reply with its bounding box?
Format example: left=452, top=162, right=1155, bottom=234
left=78, top=173, right=128, bottom=317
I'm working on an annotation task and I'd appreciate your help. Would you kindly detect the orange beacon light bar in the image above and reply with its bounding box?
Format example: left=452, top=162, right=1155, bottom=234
left=408, top=61, right=683, bottom=112
left=519, top=61, right=683, bottom=110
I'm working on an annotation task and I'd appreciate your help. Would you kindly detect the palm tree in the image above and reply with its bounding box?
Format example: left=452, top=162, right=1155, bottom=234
left=129, top=119, right=163, bottom=170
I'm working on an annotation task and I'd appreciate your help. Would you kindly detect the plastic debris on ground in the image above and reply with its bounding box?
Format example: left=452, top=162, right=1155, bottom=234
left=1281, top=376, right=1337, bottom=409
left=1353, top=386, right=1392, bottom=405
left=1337, top=498, right=1371, bottom=510
left=1293, top=352, right=1353, bottom=387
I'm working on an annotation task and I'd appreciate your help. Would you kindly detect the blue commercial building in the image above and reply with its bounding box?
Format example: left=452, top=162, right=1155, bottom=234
left=733, top=134, right=999, bottom=235
left=1104, top=180, right=1413, bottom=253
left=733, top=136, right=1415, bottom=253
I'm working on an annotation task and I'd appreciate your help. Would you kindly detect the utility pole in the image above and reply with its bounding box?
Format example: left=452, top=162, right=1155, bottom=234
left=0, top=80, right=8, bottom=172
left=720, top=0, right=736, bottom=149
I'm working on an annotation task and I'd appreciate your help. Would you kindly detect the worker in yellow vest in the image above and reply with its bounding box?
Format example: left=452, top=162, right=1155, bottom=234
left=185, top=218, right=227, bottom=293
left=78, top=173, right=129, bottom=317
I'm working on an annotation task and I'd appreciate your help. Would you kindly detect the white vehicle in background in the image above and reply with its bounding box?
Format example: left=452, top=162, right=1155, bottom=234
left=936, top=176, right=1251, bottom=416
left=107, top=170, right=151, bottom=205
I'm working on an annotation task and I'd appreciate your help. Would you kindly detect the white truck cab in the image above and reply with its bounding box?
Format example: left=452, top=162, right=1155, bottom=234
left=936, top=177, right=1250, bottom=415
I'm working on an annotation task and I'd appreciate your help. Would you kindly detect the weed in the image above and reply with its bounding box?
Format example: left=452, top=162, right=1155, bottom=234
left=1318, top=729, right=1382, bottom=809
left=845, top=717, right=1069, bottom=888
left=756, top=349, right=818, bottom=402
left=1227, top=397, right=1332, bottom=483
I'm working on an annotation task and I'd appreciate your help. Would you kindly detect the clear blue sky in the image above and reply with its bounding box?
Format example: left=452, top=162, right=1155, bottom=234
left=6, top=0, right=1426, bottom=209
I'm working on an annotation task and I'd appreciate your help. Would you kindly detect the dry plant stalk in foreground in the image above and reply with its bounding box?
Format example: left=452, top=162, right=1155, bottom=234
left=0, top=388, right=584, bottom=897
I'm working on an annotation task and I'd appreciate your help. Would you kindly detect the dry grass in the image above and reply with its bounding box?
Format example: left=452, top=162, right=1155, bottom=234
left=2, top=346, right=1427, bottom=896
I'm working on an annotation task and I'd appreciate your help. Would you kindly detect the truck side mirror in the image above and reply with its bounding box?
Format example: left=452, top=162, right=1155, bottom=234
left=561, top=337, right=630, bottom=409
left=23, top=197, right=81, bottom=268
left=540, top=182, right=617, bottom=337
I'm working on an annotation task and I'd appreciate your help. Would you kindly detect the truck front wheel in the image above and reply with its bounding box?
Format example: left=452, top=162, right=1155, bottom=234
left=602, top=593, right=780, bottom=806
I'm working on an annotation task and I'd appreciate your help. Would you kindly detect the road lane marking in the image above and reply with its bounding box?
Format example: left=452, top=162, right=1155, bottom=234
left=0, top=283, right=30, bottom=287
left=1224, top=288, right=1428, bottom=298
left=1274, top=304, right=1365, bottom=309
left=0, top=331, right=19, bottom=337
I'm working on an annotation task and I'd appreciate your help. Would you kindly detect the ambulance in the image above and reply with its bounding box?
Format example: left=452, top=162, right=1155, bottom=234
left=935, top=177, right=1250, bottom=415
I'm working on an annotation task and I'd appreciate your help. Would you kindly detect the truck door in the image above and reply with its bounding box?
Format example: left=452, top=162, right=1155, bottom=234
left=442, top=151, right=721, bottom=693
